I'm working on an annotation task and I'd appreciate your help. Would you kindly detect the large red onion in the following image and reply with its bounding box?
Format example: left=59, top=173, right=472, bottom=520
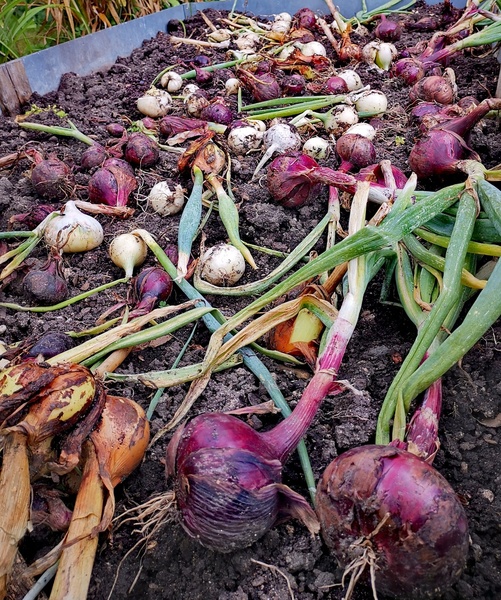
left=374, top=15, right=402, bottom=42
left=200, top=98, right=234, bottom=125
left=88, top=158, right=137, bottom=207
left=408, top=98, right=501, bottom=180
left=166, top=377, right=327, bottom=551
left=237, top=68, right=282, bottom=103
left=316, top=445, right=469, bottom=599
left=409, top=75, right=455, bottom=105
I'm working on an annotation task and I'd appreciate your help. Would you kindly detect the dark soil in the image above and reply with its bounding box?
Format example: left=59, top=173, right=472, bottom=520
left=1, top=2, right=501, bottom=599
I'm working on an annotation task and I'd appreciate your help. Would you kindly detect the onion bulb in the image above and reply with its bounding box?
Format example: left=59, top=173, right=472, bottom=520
left=227, top=126, right=264, bottom=156
left=148, top=181, right=185, bottom=216
left=44, top=201, right=104, bottom=253
left=302, top=137, right=330, bottom=160
left=109, top=233, right=148, bottom=278
left=295, top=41, right=327, bottom=57
left=362, top=41, right=398, bottom=71
left=137, top=87, right=173, bottom=118
left=316, top=445, right=469, bottom=599
left=252, top=123, right=302, bottom=179
left=354, top=90, right=388, bottom=115
left=336, top=69, right=363, bottom=91
left=225, top=78, right=240, bottom=95
left=159, top=71, right=183, bottom=93
left=271, top=12, right=292, bottom=35
left=345, top=122, right=376, bottom=140
left=324, top=104, right=359, bottom=137
left=200, top=244, right=246, bottom=286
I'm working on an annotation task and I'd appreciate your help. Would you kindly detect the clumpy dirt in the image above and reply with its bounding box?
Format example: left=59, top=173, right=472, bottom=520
left=1, top=2, right=501, bottom=599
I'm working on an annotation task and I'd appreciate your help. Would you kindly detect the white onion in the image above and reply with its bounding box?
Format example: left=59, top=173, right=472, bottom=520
left=184, top=91, right=210, bottom=117
left=247, top=119, right=267, bottom=133
left=345, top=122, right=377, bottom=140
left=235, top=31, right=260, bottom=51
left=159, top=71, right=183, bottom=93
left=295, top=41, right=327, bottom=57
left=137, top=88, right=173, bottom=118
left=44, top=201, right=103, bottom=253
left=183, top=83, right=200, bottom=95
left=148, top=182, right=185, bottom=216
left=227, top=126, right=264, bottom=155
left=337, top=69, right=363, bottom=91
left=225, top=78, right=241, bottom=95
left=109, top=233, right=148, bottom=279
left=324, top=104, right=359, bottom=136
left=303, top=137, right=330, bottom=160
left=271, top=12, right=292, bottom=35
left=252, top=123, right=302, bottom=179
left=362, top=41, right=398, bottom=72
left=355, top=90, right=388, bottom=115
left=200, top=244, right=246, bottom=286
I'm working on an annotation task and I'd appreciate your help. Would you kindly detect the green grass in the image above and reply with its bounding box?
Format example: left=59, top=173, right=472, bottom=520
left=0, top=0, right=187, bottom=64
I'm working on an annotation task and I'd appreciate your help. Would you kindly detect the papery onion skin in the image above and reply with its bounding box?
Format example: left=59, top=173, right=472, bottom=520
left=88, top=158, right=137, bottom=207
left=316, top=445, right=469, bottom=600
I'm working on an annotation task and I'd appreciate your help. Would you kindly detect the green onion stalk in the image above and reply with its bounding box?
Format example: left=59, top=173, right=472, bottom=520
left=376, top=178, right=501, bottom=446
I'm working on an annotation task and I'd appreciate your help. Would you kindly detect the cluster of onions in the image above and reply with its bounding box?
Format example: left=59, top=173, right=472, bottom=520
left=409, top=97, right=501, bottom=181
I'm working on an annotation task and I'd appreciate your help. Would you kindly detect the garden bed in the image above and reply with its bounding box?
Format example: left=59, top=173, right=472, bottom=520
left=0, top=1, right=501, bottom=599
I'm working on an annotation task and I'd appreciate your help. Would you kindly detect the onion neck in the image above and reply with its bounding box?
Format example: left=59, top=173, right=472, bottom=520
left=441, top=98, right=501, bottom=139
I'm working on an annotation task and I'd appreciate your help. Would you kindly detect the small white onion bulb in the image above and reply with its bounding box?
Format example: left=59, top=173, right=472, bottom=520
left=303, top=137, right=330, bottom=160
left=137, top=87, right=173, bottom=118
left=355, top=90, right=388, bottom=115
left=337, top=69, right=363, bottom=91
left=148, top=182, right=185, bottom=216
left=225, top=78, right=241, bottom=95
left=44, top=201, right=103, bottom=253
left=109, top=233, right=148, bottom=279
left=295, top=41, right=327, bottom=57
left=208, top=29, right=232, bottom=42
left=271, top=13, right=292, bottom=35
left=362, top=41, right=398, bottom=72
left=159, top=71, right=183, bottom=93
left=345, top=122, right=377, bottom=140
left=200, top=244, right=246, bottom=286
left=227, top=126, right=264, bottom=155
left=235, top=31, right=260, bottom=51
left=324, top=104, right=359, bottom=136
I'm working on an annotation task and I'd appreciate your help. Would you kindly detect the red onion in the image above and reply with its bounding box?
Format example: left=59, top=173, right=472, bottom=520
left=200, top=99, right=234, bottom=126
left=30, top=152, right=74, bottom=201
left=193, top=64, right=213, bottom=86
left=237, top=68, right=282, bottom=103
left=267, top=154, right=390, bottom=207
left=323, top=76, right=349, bottom=95
left=22, top=252, right=68, bottom=305
left=335, top=134, right=376, bottom=173
left=408, top=129, right=479, bottom=181
left=31, top=485, right=72, bottom=532
left=316, top=445, right=468, bottom=599
left=357, top=162, right=408, bottom=191
left=192, top=55, right=211, bottom=67
left=392, top=57, right=425, bottom=85
left=167, top=400, right=321, bottom=552
left=293, top=8, right=317, bottom=31
left=106, top=123, right=127, bottom=137
left=9, top=204, right=54, bottom=230
left=374, top=15, right=402, bottom=42
left=88, top=158, right=137, bottom=207
left=281, top=74, right=306, bottom=96
left=80, top=143, right=107, bottom=169
left=128, top=266, right=173, bottom=318
left=159, top=116, right=208, bottom=137
left=124, top=132, right=159, bottom=168
left=409, top=75, right=455, bottom=105
left=410, top=101, right=444, bottom=123
left=406, top=16, right=441, bottom=31
left=24, top=332, right=75, bottom=361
